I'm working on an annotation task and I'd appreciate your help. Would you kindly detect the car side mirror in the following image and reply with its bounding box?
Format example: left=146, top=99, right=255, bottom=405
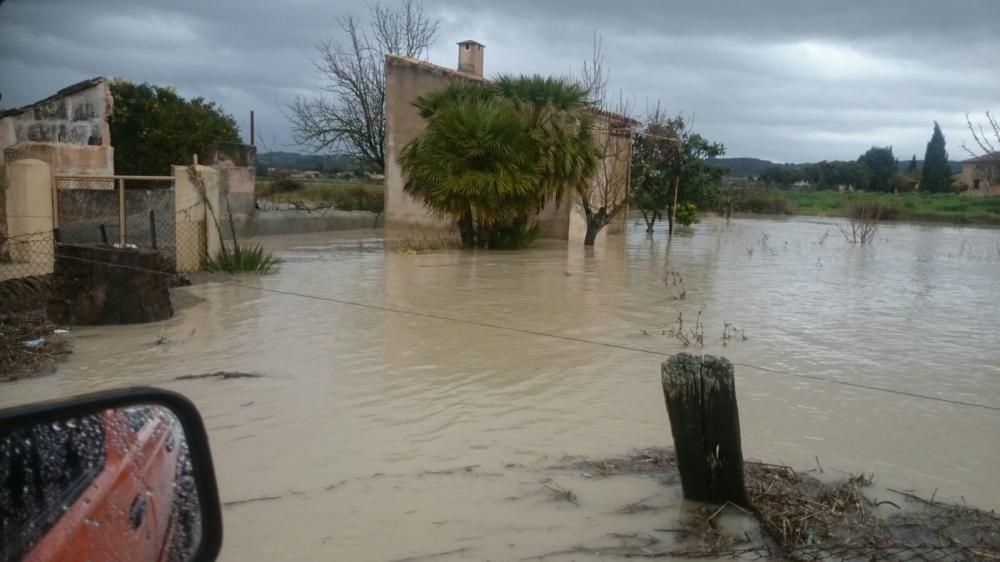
left=0, top=388, right=222, bottom=562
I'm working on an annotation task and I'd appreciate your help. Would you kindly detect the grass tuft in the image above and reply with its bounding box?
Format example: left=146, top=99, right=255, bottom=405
left=206, top=243, right=281, bottom=274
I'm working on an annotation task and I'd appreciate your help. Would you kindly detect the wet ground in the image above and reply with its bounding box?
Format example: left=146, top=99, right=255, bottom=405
left=2, top=216, right=998, bottom=560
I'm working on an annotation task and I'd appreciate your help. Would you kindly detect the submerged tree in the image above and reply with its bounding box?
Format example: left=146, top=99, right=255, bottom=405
left=399, top=96, right=539, bottom=247
left=401, top=75, right=601, bottom=248
left=287, top=0, right=439, bottom=171
left=629, top=108, right=724, bottom=235
left=921, top=122, right=953, bottom=193
left=574, top=34, right=637, bottom=246
left=630, top=106, right=677, bottom=234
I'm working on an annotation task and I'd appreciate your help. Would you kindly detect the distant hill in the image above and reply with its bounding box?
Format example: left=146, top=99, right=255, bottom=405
left=707, top=157, right=962, bottom=177
left=706, top=157, right=777, bottom=177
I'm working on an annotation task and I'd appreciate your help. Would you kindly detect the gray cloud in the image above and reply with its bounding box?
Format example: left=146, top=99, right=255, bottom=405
left=2, top=0, right=997, bottom=162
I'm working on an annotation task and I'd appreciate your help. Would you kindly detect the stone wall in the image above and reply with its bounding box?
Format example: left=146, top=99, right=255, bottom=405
left=0, top=78, right=113, bottom=176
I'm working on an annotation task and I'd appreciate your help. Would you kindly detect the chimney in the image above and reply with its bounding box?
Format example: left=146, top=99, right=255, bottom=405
left=457, top=40, right=485, bottom=77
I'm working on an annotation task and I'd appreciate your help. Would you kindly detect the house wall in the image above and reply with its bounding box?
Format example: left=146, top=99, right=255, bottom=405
left=0, top=79, right=114, bottom=177
left=957, top=161, right=1000, bottom=196
left=384, top=55, right=479, bottom=230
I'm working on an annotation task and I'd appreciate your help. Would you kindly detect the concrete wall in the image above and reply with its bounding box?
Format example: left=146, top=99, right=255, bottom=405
left=172, top=152, right=256, bottom=272
left=0, top=78, right=113, bottom=176
left=3, top=159, right=54, bottom=277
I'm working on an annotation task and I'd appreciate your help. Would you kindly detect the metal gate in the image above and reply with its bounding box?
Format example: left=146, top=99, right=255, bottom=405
left=54, top=175, right=177, bottom=258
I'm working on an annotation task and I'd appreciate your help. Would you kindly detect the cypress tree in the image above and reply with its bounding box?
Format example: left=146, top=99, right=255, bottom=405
left=920, top=122, right=952, bottom=193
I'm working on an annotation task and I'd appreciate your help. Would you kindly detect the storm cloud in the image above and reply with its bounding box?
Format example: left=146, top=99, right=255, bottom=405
left=1, top=0, right=997, bottom=162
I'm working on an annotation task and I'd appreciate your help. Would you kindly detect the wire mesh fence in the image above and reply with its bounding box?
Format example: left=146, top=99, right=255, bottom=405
left=54, top=175, right=178, bottom=259
left=0, top=230, right=55, bottom=281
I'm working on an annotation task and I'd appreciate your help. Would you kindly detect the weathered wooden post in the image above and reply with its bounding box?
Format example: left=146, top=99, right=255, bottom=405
left=149, top=210, right=158, bottom=250
left=662, top=353, right=748, bottom=506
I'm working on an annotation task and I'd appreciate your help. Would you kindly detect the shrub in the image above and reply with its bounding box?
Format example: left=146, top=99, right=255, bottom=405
left=206, top=243, right=281, bottom=274
left=478, top=218, right=541, bottom=249
left=844, top=198, right=898, bottom=220
left=733, top=192, right=798, bottom=215
left=269, top=178, right=305, bottom=194
left=328, top=186, right=384, bottom=213
left=675, top=202, right=700, bottom=226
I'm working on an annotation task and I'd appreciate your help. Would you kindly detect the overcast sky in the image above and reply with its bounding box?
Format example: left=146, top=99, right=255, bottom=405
left=2, top=0, right=998, bottom=163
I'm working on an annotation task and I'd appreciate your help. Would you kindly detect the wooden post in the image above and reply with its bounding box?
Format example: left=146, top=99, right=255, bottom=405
left=661, top=353, right=748, bottom=507
left=117, top=177, right=126, bottom=245
left=149, top=210, right=158, bottom=250
left=99, top=224, right=109, bottom=246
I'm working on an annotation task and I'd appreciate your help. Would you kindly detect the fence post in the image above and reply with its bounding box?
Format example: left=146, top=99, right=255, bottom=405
left=149, top=209, right=158, bottom=250
left=117, top=177, right=126, bottom=245
left=661, top=353, right=748, bottom=506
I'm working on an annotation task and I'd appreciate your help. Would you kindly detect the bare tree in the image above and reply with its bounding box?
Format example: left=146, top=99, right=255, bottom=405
left=287, top=0, right=439, bottom=172
left=963, top=112, right=1000, bottom=186
left=576, top=34, right=637, bottom=246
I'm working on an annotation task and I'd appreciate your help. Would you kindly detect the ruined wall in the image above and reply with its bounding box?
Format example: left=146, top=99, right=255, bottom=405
left=957, top=161, right=1000, bottom=196
left=209, top=142, right=257, bottom=220
left=0, top=78, right=113, bottom=176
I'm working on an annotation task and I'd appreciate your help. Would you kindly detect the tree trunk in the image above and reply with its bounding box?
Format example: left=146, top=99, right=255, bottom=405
left=641, top=210, right=655, bottom=233
left=666, top=206, right=674, bottom=236
left=583, top=221, right=601, bottom=246
left=458, top=210, right=475, bottom=247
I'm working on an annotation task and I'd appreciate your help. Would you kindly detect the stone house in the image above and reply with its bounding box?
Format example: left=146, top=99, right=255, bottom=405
left=955, top=153, right=1000, bottom=196
left=384, top=41, right=636, bottom=242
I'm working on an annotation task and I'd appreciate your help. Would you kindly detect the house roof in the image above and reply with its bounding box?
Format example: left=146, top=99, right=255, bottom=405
left=457, top=40, right=485, bottom=47
left=0, top=77, right=107, bottom=119
left=385, top=54, right=638, bottom=127
left=962, top=152, right=1000, bottom=164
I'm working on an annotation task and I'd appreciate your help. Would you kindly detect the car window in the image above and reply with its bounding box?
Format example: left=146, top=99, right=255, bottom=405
left=0, top=415, right=106, bottom=562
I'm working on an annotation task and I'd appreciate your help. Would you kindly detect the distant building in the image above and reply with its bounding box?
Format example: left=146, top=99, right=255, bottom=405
left=955, top=153, right=1000, bottom=196
left=383, top=40, right=637, bottom=242
left=291, top=170, right=322, bottom=180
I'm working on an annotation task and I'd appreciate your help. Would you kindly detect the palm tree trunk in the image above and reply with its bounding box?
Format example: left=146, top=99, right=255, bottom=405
left=458, top=209, right=475, bottom=247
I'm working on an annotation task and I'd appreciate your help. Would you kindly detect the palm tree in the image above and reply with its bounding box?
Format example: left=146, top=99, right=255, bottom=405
left=400, top=97, right=540, bottom=247
left=491, top=75, right=601, bottom=206
left=401, top=75, right=601, bottom=248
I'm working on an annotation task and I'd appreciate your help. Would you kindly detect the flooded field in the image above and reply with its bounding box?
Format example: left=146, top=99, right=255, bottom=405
left=2, top=216, right=999, bottom=560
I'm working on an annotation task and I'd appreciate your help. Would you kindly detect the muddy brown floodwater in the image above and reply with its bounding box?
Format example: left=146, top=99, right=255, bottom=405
left=2, top=216, right=999, bottom=560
